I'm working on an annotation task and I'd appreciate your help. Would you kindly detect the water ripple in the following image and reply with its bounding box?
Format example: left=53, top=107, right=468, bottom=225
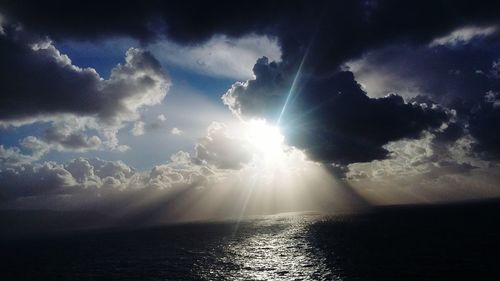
left=194, top=215, right=341, bottom=280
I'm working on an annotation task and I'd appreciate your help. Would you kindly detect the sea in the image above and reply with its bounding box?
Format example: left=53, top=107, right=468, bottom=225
left=2, top=201, right=500, bottom=280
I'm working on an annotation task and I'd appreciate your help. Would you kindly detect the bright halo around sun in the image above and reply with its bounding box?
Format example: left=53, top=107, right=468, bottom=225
left=244, top=119, right=285, bottom=161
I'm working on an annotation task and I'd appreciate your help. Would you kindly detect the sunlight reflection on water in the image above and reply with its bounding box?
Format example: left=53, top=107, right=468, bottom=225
left=195, top=215, right=341, bottom=280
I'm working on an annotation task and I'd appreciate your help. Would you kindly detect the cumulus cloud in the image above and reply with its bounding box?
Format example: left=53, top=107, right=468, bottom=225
left=0, top=134, right=52, bottom=169
left=347, top=132, right=475, bottom=180
left=0, top=145, right=40, bottom=168
left=3, top=1, right=500, bottom=165
left=193, top=122, right=252, bottom=169
left=157, top=114, right=166, bottom=122
left=0, top=18, right=171, bottom=152
left=0, top=155, right=220, bottom=202
left=224, top=58, right=449, bottom=165
left=146, top=152, right=217, bottom=189
left=346, top=29, right=500, bottom=160
left=38, top=119, right=102, bottom=151
left=0, top=117, right=246, bottom=204
left=170, top=127, right=183, bottom=135
left=223, top=57, right=292, bottom=120
left=346, top=133, right=500, bottom=204
left=0, top=161, right=77, bottom=200
left=1, top=0, right=500, bottom=210
left=131, top=121, right=146, bottom=136
left=20, top=136, right=51, bottom=157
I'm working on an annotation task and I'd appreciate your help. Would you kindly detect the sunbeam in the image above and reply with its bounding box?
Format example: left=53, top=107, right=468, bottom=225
left=277, top=45, right=310, bottom=126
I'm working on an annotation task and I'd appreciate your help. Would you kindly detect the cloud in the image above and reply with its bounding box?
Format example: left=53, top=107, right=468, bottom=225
left=222, top=57, right=291, bottom=120
left=469, top=99, right=500, bottom=159
left=36, top=119, right=102, bottom=152
left=20, top=136, right=51, bottom=157
left=0, top=161, right=77, bottom=200
left=347, top=132, right=476, bottom=180
left=150, top=34, right=281, bottom=80
left=0, top=119, right=245, bottom=203
left=131, top=121, right=146, bottom=136
left=0, top=135, right=52, bottom=169
left=1, top=0, right=500, bottom=208
left=146, top=152, right=217, bottom=189
left=0, top=145, right=40, bottom=168
left=0, top=119, right=329, bottom=217
left=430, top=25, right=498, bottom=47
left=193, top=122, right=252, bottom=169
left=157, top=114, right=166, bottom=122
left=345, top=42, right=500, bottom=102
left=4, top=1, right=500, bottom=47
left=0, top=155, right=220, bottom=202
left=2, top=1, right=500, bottom=163
left=491, top=59, right=500, bottom=78
left=0, top=13, right=5, bottom=35
left=484, top=91, right=500, bottom=108
left=224, top=59, right=449, bottom=165
left=0, top=19, right=171, bottom=151
left=345, top=30, right=500, bottom=160
left=346, top=133, right=500, bottom=204
left=171, top=127, right=183, bottom=135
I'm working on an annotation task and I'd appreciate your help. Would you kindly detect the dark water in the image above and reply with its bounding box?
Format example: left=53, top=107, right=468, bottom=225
left=2, top=203, right=500, bottom=280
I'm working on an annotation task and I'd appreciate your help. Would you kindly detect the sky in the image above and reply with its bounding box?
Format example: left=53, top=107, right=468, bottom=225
left=0, top=0, right=499, bottom=223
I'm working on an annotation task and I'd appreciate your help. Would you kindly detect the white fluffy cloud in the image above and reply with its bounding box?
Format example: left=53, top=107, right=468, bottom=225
left=193, top=122, right=252, bottom=169
left=345, top=131, right=500, bottom=204
left=0, top=155, right=220, bottom=202
left=157, top=114, right=166, bottom=122
left=131, top=121, right=146, bottom=136
left=0, top=117, right=255, bottom=205
left=171, top=127, right=183, bottom=135
left=345, top=129, right=490, bottom=180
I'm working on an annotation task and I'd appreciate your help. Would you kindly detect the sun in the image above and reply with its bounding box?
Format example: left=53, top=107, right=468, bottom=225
left=244, top=119, right=285, bottom=159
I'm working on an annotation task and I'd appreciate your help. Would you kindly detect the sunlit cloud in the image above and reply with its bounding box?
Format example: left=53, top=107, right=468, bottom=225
left=430, top=25, right=498, bottom=47
left=171, top=127, right=183, bottom=135
left=131, top=121, right=146, bottom=136
left=157, top=114, right=166, bottom=122
left=1, top=1, right=500, bottom=229
left=150, top=34, right=282, bottom=80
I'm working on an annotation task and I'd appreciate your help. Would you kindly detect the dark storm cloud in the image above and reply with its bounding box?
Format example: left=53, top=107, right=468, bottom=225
left=0, top=0, right=159, bottom=42
left=469, top=101, right=500, bottom=159
left=3, top=1, right=500, bottom=54
left=0, top=161, right=77, bottom=200
left=0, top=33, right=101, bottom=121
left=351, top=43, right=500, bottom=111
left=1, top=0, right=500, bottom=165
left=350, top=38, right=500, bottom=159
left=0, top=38, right=168, bottom=125
left=0, top=19, right=170, bottom=127
left=226, top=65, right=449, bottom=164
left=290, top=73, right=449, bottom=164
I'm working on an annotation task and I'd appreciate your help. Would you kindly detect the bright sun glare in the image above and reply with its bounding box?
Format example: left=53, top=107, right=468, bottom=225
left=244, top=119, right=285, bottom=160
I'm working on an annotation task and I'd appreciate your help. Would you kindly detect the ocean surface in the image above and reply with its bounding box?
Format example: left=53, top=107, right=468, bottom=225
left=2, top=202, right=500, bottom=280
